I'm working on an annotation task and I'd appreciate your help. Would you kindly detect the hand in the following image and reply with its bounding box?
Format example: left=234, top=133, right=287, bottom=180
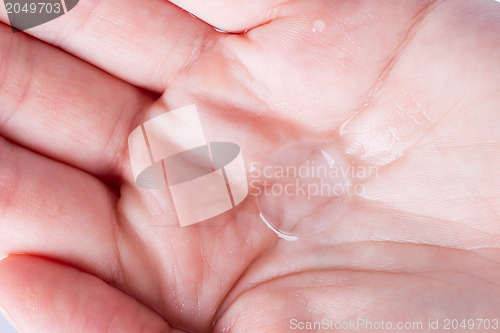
left=1, top=0, right=500, bottom=332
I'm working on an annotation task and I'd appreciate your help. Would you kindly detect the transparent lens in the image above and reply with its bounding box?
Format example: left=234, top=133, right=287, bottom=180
left=255, top=142, right=346, bottom=238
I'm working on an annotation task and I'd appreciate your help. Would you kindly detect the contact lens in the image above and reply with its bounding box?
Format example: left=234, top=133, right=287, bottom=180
left=253, top=142, right=346, bottom=239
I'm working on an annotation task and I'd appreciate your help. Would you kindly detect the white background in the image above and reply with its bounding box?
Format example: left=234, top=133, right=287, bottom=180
left=0, top=313, right=17, bottom=333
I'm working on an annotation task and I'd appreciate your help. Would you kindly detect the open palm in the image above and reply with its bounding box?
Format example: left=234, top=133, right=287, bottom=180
left=1, top=0, right=500, bottom=332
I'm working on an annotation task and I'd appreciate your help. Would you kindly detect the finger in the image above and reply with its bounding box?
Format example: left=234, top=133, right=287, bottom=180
left=0, top=24, right=153, bottom=178
left=0, top=136, right=195, bottom=325
left=168, top=0, right=287, bottom=32
left=0, top=0, right=219, bottom=92
left=0, top=137, right=119, bottom=284
left=0, top=255, right=176, bottom=333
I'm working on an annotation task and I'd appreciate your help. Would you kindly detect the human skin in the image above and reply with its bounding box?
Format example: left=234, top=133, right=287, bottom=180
left=0, top=0, right=500, bottom=332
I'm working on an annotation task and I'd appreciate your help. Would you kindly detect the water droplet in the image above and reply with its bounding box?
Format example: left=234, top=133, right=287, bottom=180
left=312, top=20, right=326, bottom=33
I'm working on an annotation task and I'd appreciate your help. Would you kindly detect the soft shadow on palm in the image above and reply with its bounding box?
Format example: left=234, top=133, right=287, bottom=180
left=1, top=0, right=500, bottom=332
